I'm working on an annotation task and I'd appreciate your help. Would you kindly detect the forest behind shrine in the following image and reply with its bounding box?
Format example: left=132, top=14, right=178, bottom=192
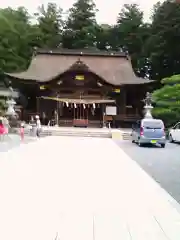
left=0, top=0, right=179, bottom=82
left=1, top=0, right=180, bottom=124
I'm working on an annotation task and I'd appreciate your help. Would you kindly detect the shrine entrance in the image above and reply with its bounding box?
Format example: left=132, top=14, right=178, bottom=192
left=73, top=104, right=89, bottom=127
left=38, top=97, right=115, bottom=128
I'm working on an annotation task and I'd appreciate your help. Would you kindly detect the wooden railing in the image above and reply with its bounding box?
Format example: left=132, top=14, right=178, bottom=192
left=114, top=114, right=140, bottom=121
left=59, top=119, right=73, bottom=126
left=73, top=119, right=88, bottom=127
left=88, top=120, right=102, bottom=127
left=58, top=119, right=102, bottom=127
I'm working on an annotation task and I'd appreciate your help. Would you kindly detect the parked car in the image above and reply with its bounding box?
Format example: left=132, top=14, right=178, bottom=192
left=132, top=118, right=166, bottom=147
left=169, top=122, right=180, bottom=143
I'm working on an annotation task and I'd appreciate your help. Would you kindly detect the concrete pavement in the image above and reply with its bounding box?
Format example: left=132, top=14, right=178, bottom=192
left=0, top=136, right=180, bottom=240
left=115, top=140, right=180, bottom=204
left=0, top=134, right=36, bottom=152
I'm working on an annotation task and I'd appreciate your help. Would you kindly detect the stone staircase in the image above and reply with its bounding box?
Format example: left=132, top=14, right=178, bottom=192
left=121, top=131, right=132, bottom=140
left=24, top=127, right=112, bottom=138
left=23, top=127, right=132, bottom=140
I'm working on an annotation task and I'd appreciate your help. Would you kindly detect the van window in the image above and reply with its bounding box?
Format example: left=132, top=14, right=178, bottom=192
left=142, top=120, right=164, bottom=129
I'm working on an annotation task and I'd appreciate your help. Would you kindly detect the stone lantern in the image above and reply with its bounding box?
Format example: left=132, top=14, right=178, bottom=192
left=143, top=92, right=153, bottom=119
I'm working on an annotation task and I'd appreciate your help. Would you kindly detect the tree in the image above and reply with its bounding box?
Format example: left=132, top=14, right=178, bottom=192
left=150, top=1, right=162, bottom=21
left=0, top=98, right=6, bottom=114
left=0, top=7, right=36, bottom=72
left=114, top=4, right=151, bottom=75
left=95, top=24, right=114, bottom=50
left=0, top=77, right=7, bottom=114
left=62, top=0, right=98, bottom=49
left=144, top=1, right=180, bottom=81
left=35, top=3, right=63, bottom=48
left=152, top=74, right=180, bottom=126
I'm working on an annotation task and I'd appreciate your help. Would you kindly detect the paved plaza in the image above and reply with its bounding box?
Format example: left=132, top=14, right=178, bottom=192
left=0, top=134, right=36, bottom=152
left=115, top=140, right=180, bottom=204
left=0, top=136, right=180, bottom=240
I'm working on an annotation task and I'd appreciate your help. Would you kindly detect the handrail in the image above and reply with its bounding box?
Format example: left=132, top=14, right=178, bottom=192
left=115, top=114, right=140, bottom=120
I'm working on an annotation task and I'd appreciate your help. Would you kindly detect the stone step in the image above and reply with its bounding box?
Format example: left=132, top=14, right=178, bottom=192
left=122, top=132, right=131, bottom=140
left=24, top=130, right=111, bottom=138
left=23, top=128, right=131, bottom=140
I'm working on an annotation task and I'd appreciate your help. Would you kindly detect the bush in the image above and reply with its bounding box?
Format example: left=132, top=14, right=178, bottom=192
left=152, top=74, right=180, bottom=127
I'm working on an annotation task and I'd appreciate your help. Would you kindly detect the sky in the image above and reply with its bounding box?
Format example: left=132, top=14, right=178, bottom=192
left=0, top=0, right=165, bottom=24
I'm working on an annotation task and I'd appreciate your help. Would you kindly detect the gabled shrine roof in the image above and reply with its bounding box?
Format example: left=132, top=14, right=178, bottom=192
left=5, top=48, right=153, bottom=86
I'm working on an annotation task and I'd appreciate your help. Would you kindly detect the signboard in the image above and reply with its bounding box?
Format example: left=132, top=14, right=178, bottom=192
left=114, top=88, right=120, bottom=93
left=40, top=85, right=46, bottom=90
left=75, top=75, right=84, bottom=81
left=106, top=106, right=117, bottom=115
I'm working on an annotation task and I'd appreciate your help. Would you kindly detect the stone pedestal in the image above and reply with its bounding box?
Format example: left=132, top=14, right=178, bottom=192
left=6, top=98, right=16, bottom=116
left=144, top=105, right=153, bottom=119
left=6, top=98, right=19, bottom=128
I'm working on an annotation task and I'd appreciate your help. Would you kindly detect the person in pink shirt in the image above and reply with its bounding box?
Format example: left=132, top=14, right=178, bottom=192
left=0, top=118, right=6, bottom=140
left=3, top=116, right=9, bottom=135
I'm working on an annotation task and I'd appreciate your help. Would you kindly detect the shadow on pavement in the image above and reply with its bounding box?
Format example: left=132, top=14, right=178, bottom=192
left=0, top=134, right=37, bottom=152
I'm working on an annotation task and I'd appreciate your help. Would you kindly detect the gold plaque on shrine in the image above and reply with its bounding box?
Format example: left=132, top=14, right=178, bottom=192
left=40, top=85, right=46, bottom=90
left=75, top=75, right=84, bottom=81
left=114, top=88, right=120, bottom=93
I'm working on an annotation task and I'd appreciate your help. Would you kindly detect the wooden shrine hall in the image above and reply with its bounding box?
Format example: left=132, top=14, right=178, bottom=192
left=5, top=49, right=153, bottom=127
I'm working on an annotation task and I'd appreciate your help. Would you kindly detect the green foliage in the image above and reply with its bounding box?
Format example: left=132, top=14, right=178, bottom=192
left=114, top=4, right=151, bottom=75
left=0, top=0, right=179, bottom=84
left=0, top=7, right=36, bottom=73
left=152, top=74, right=180, bottom=126
left=143, top=0, right=180, bottom=80
left=162, top=75, right=180, bottom=85
left=35, top=3, right=63, bottom=48
left=0, top=98, right=6, bottom=114
left=62, top=0, right=98, bottom=49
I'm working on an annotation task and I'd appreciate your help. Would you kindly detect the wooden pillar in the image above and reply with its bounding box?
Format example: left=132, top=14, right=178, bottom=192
left=116, top=88, right=126, bottom=115
left=102, top=103, right=106, bottom=128
left=36, top=97, right=39, bottom=115
left=122, top=89, right=126, bottom=115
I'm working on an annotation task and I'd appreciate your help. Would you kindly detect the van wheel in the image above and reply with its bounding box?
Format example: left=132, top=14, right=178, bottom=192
left=161, top=144, right=165, bottom=148
left=138, top=140, right=143, bottom=147
left=169, top=134, right=174, bottom=143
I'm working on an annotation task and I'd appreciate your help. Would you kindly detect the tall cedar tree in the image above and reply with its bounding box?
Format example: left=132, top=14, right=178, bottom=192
left=62, top=0, right=98, bottom=49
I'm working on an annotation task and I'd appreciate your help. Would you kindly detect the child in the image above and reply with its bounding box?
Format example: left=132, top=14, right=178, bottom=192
left=20, top=122, right=25, bottom=141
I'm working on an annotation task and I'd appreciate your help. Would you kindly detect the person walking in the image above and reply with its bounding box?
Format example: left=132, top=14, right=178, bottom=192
left=20, top=122, right=25, bottom=141
left=3, top=116, right=10, bottom=138
left=29, top=116, right=36, bottom=136
left=35, top=115, right=41, bottom=137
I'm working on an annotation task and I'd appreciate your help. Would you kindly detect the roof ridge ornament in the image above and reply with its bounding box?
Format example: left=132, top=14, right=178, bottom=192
left=70, top=59, right=89, bottom=70
left=77, top=58, right=82, bottom=64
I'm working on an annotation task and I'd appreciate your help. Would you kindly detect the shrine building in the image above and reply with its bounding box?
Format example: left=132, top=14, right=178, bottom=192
left=5, top=49, right=153, bottom=127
